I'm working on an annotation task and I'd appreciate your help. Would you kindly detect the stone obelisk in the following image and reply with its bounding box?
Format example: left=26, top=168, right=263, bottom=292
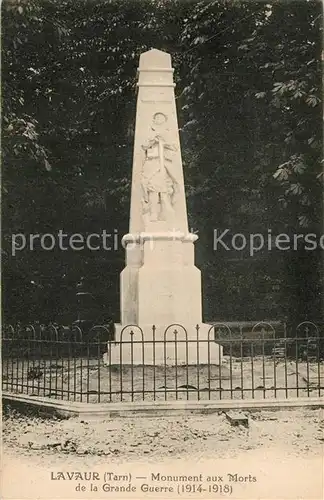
left=108, top=49, right=222, bottom=365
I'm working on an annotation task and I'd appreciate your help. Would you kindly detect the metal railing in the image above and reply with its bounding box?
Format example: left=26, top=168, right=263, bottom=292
left=2, top=321, right=323, bottom=403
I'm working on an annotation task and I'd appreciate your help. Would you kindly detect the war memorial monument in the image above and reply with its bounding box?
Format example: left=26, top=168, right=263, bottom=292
left=106, top=49, right=222, bottom=365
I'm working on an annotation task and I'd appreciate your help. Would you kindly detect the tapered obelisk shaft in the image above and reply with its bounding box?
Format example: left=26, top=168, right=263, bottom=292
left=129, top=49, right=188, bottom=234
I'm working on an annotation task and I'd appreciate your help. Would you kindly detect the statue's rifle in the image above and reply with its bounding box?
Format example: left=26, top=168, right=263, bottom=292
left=157, top=135, right=165, bottom=177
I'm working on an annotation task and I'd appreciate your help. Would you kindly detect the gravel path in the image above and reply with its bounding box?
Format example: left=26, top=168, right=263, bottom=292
left=2, top=407, right=324, bottom=499
left=3, top=407, right=324, bottom=460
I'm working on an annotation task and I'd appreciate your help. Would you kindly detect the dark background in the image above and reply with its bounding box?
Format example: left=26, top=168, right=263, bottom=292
left=2, top=0, right=323, bottom=325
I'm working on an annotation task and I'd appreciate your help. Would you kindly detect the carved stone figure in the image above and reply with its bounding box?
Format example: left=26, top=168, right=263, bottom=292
left=141, top=114, right=177, bottom=221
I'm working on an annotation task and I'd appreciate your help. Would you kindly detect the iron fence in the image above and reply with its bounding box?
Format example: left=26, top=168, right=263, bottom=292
left=2, top=322, right=324, bottom=403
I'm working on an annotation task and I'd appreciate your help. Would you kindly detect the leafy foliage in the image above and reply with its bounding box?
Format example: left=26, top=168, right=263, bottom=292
left=2, top=0, right=323, bottom=322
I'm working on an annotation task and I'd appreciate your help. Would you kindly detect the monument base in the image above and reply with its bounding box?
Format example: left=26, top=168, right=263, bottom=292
left=103, top=323, right=223, bottom=366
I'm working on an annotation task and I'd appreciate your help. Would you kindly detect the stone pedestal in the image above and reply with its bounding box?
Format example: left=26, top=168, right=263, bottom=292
left=120, top=224, right=202, bottom=326
left=104, top=49, right=222, bottom=366
left=105, top=324, right=222, bottom=366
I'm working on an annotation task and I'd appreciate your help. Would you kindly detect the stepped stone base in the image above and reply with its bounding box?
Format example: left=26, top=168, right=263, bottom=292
left=103, top=324, right=223, bottom=366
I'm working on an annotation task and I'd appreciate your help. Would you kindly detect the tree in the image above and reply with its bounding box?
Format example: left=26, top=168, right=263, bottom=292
left=2, top=0, right=322, bottom=323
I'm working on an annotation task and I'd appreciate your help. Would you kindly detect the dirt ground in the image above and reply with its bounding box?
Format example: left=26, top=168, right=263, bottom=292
left=3, top=357, right=323, bottom=402
left=2, top=406, right=324, bottom=499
